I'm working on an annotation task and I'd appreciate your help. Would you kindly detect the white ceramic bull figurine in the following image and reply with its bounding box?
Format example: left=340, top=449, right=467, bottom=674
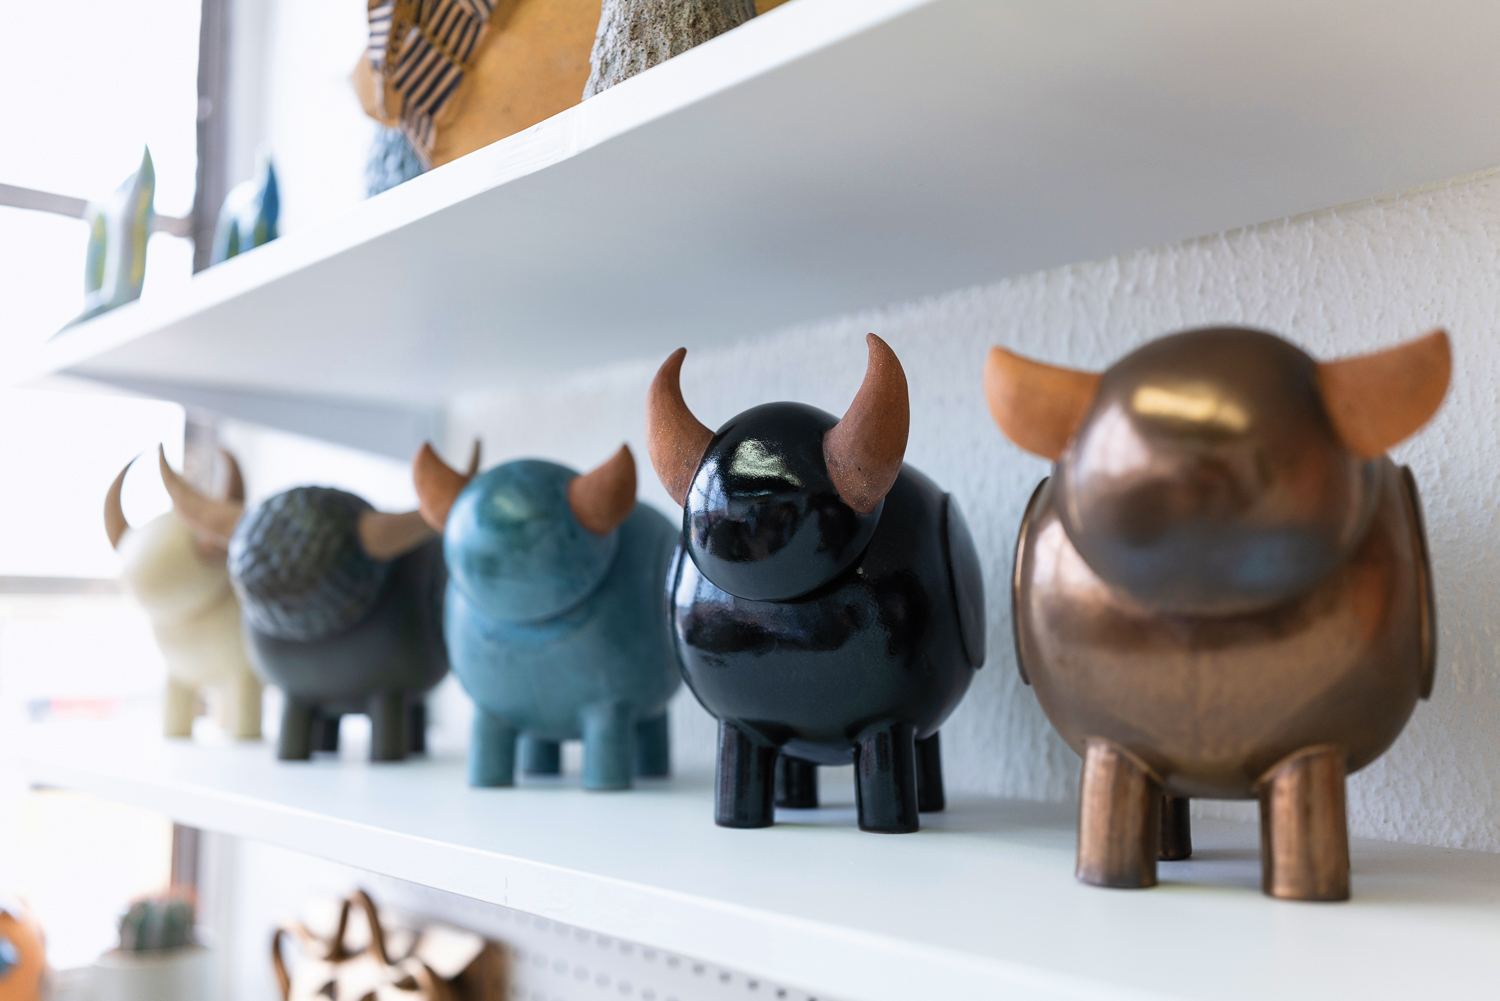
left=105, top=448, right=262, bottom=739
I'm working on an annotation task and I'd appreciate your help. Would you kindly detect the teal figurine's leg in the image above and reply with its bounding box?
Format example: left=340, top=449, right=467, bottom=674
left=581, top=702, right=634, bottom=791
left=471, top=710, right=518, bottom=787
left=520, top=735, right=562, bottom=776
left=368, top=691, right=408, bottom=762
left=278, top=702, right=316, bottom=761
left=634, top=713, right=670, bottom=777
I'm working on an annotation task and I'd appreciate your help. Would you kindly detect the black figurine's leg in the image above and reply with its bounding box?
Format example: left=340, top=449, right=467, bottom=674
left=519, top=735, right=562, bottom=776
left=581, top=701, right=634, bottom=791
left=1076, top=738, right=1160, bottom=889
left=407, top=701, right=427, bottom=755
left=774, top=756, right=818, bottom=809
left=470, top=710, right=518, bottom=787
left=634, top=713, right=671, bottom=778
left=368, top=691, right=408, bottom=762
left=277, top=702, right=316, bottom=761
left=716, top=721, right=777, bottom=829
left=1160, top=795, right=1193, bottom=861
left=916, top=731, right=945, bottom=813
left=314, top=712, right=341, bottom=753
left=854, top=721, right=920, bottom=833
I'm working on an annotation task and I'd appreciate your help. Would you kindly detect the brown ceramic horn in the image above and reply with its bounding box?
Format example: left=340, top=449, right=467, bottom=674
left=824, top=334, right=910, bottom=514
left=220, top=449, right=245, bottom=502
left=358, top=510, right=435, bottom=561
left=413, top=441, right=480, bottom=531
left=646, top=348, right=714, bottom=506
left=568, top=445, right=637, bottom=535
left=159, top=445, right=244, bottom=544
left=1316, top=329, right=1451, bottom=459
left=984, top=346, right=1102, bottom=460
left=104, top=458, right=135, bottom=550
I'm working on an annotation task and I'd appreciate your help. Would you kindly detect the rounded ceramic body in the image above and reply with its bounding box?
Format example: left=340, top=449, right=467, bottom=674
left=1014, top=457, right=1434, bottom=799
left=671, top=461, right=984, bottom=765
left=245, top=537, right=449, bottom=711
left=447, top=466, right=680, bottom=742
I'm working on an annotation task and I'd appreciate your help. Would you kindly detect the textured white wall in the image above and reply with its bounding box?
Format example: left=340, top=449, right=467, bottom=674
left=446, top=168, right=1500, bottom=853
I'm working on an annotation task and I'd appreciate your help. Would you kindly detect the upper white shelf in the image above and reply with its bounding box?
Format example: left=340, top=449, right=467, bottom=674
left=15, top=0, right=1500, bottom=408
left=22, top=724, right=1500, bottom=1001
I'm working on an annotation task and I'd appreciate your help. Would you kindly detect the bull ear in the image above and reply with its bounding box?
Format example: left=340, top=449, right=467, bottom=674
left=983, top=347, right=1101, bottom=460
left=358, top=510, right=434, bottom=560
left=412, top=442, right=476, bottom=531
left=568, top=445, right=636, bottom=535
left=1316, top=330, right=1451, bottom=458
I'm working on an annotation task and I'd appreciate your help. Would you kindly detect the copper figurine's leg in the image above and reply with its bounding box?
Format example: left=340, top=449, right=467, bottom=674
left=1077, top=738, right=1160, bottom=888
left=1159, top=795, right=1192, bottom=861
left=1258, top=745, right=1350, bottom=901
left=774, top=755, right=818, bottom=809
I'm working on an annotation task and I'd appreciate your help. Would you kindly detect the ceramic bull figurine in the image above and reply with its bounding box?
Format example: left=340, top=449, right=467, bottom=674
left=106, top=449, right=261, bottom=740
left=412, top=443, right=679, bottom=790
left=648, top=335, right=985, bottom=833
left=988, top=326, right=1449, bottom=900
left=161, top=455, right=465, bottom=762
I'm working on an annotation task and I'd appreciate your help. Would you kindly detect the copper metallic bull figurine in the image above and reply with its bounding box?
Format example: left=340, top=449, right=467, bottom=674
left=986, top=327, right=1449, bottom=901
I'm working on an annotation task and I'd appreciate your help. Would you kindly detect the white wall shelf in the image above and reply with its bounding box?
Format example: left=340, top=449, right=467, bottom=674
left=23, top=725, right=1500, bottom=1001
left=10, top=0, right=1500, bottom=432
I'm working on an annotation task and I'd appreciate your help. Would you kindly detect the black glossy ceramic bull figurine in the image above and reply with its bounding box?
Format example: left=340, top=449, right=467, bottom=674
left=162, top=450, right=476, bottom=762
left=647, top=335, right=985, bottom=833
left=988, top=327, right=1449, bottom=900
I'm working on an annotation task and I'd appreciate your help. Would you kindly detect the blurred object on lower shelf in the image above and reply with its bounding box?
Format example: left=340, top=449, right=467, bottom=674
left=354, top=0, right=598, bottom=171
left=70, top=149, right=156, bottom=328
left=89, top=888, right=212, bottom=1001
left=0, top=895, right=46, bottom=1001
left=273, top=889, right=502, bottom=1001
left=210, top=158, right=279, bottom=265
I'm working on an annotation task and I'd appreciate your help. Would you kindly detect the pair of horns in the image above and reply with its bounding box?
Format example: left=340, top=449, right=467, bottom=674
left=412, top=442, right=637, bottom=536
left=985, top=329, right=1452, bottom=460
left=646, top=333, right=910, bottom=514
left=105, top=447, right=245, bottom=551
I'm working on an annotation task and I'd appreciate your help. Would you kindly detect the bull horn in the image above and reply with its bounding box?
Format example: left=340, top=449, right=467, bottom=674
left=983, top=346, right=1101, bottom=460
left=104, top=458, right=135, bottom=550
left=159, top=445, right=243, bottom=544
left=569, top=445, right=636, bottom=535
left=1316, top=329, right=1451, bottom=458
left=823, top=334, right=910, bottom=514
left=413, top=441, right=478, bottom=531
left=220, top=449, right=244, bottom=502
left=358, top=510, right=434, bottom=561
left=645, top=348, right=713, bottom=506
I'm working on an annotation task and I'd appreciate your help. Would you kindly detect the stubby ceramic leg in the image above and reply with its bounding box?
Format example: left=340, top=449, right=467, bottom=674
left=470, top=710, right=518, bottom=787
left=520, top=735, right=562, bottom=776
left=368, top=691, right=407, bottom=763
left=314, top=712, right=341, bottom=753
left=224, top=672, right=263, bottom=740
left=854, top=721, right=920, bottom=834
left=278, top=702, right=316, bottom=761
left=916, top=731, right=945, bottom=813
left=1160, top=795, right=1192, bottom=861
left=163, top=679, right=196, bottom=739
left=407, top=701, right=426, bottom=755
left=1258, top=746, right=1350, bottom=901
left=581, top=702, right=633, bottom=791
left=716, top=721, right=777, bottom=828
left=1077, top=738, right=1160, bottom=888
left=774, top=756, right=818, bottom=809
left=634, top=713, right=671, bottom=778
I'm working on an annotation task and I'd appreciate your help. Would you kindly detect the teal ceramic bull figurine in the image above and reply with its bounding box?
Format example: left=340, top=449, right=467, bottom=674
left=413, top=444, right=679, bottom=790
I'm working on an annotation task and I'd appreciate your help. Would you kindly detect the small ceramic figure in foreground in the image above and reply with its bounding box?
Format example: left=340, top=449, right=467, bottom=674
left=106, top=449, right=261, bottom=740
left=988, top=327, right=1449, bottom=900
left=648, top=335, right=985, bottom=833
left=0, top=895, right=46, bottom=1001
left=413, top=444, right=679, bottom=790
left=163, top=459, right=455, bottom=762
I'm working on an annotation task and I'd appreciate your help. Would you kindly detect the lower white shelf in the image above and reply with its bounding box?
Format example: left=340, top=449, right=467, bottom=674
left=20, top=723, right=1499, bottom=1001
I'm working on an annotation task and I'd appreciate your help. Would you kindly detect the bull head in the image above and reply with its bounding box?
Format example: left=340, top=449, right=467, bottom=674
left=645, top=333, right=910, bottom=601
left=105, top=447, right=246, bottom=557
left=985, top=327, right=1451, bottom=614
left=413, top=442, right=638, bottom=624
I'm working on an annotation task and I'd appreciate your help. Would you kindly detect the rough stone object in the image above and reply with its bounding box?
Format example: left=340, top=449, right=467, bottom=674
left=584, top=0, right=757, bottom=98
